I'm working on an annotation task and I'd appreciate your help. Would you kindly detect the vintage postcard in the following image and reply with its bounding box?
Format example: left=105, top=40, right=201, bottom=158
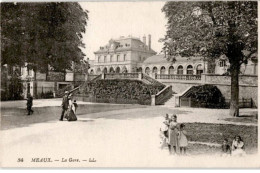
left=0, top=0, right=259, bottom=168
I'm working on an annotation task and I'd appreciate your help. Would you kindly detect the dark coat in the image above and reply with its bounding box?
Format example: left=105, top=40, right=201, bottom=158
left=61, top=95, right=69, bottom=110
left=27, top=96, right=33, bottom=107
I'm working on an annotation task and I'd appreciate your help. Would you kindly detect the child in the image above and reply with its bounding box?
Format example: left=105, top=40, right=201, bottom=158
left=160, top=114, right=170, bottom=149
left=221, top=139, right=231, bottom=157
left=72, top=100, right=78, bottom=114
left=178, top=123, right=188, bottom=155
left=231, top=136, right=246, bottom=156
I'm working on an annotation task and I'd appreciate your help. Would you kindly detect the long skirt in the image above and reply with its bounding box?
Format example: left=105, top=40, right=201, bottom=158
left=169, top=128, right=179, bottom=147
left=65, top=109, right=77, bottom=121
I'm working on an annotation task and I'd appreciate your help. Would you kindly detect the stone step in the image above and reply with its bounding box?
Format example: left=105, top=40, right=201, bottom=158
left=163, top=95, right=176, bottom=106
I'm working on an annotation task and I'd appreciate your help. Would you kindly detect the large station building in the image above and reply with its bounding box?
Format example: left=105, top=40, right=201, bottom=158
left=92, top=35, right=257, bottom=76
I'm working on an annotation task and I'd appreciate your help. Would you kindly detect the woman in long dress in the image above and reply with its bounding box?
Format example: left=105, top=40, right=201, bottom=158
left=66, top=95, right=78, bottom=121
left=168, top=114, right=179, bottom=155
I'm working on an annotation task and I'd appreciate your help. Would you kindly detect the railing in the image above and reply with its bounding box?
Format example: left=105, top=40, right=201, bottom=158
left=179, top=97, right=254, bottom=108
left=55, top=85, right=73, bottom=97
left=78, top=74, right=102, bottom=93
left=142, top=73, right=165, bottom=87
left=225, top=98, right=254, bottom=108
left=152, top=85, right=173, bottom=105
left=104, top=73, right=139, bottom=79
left=89, top=74, right=102, bottom=82
left=155, top=74, right=201, bottom=80
left=88, top=74, right=99, bottom=80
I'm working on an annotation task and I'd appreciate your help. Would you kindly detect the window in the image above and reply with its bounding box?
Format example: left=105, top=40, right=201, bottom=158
left=124, top=54, right=126, bottom=61
left=160, top=66, right=166, bottom=74
left=98, top=56, right=101, bottom=63
left=152, top=67, right=158, bottom=74
left=145, top=67, right=150, bottom=75
left=177, top=65, right=183, bottom=75
left=169, top=66, right=174, bottom=74
left=117, top=55, right=120, bottom=62
left=109, top=67, right=114, bottom=73
left=103, top=67, right=107, bottom=74
left=97, top=68, right=101, bottom=74
left=116, top=67, right=120, bottom=73
left=110, top=55, right=113, bottom=62
left=219, top=60, right=226, bottom=67
left=187, top=65, right=193, bottom=75
left=104, top=56, right=107, bottom=63
left=196, top=64, right=203, bottom=75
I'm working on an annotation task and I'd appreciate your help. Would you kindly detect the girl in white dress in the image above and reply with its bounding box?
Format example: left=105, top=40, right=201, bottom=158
left=178, top=123, right=188, bottom=155
left=160, top=114, right=170, bottom=149
left=231, top=136, right=246, bottom=156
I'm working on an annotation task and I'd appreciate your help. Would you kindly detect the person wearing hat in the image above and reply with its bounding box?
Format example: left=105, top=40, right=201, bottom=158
left=26, top=93, right=34, bottom=115
left=59, top=91, right=69, bottom=121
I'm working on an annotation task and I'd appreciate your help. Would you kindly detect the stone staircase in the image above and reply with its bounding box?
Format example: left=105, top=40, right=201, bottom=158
left=163, top=86, right=194, bottom=107
left=163, top=94, right=175, bottom=107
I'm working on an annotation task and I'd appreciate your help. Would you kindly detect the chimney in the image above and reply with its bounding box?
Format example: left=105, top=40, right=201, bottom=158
left=148, top=34, right=151, bottom=50
left=143, top=35, right=146, bottom=45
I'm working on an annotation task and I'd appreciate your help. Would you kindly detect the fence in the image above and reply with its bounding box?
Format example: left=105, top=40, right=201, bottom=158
left=104, top=73, right=139, bottom=79
left=88, top=74, right=99, bottom=80
left=225, top=98, right=254, bottom=108
left=180, top=97, right=254, bottom=108
left=142, top=73, right=165, bottom=86
left=155, top=74, right=202, bottom=80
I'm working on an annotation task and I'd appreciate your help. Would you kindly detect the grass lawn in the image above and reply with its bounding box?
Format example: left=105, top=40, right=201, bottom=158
left=223, top=117, right=258, bottom=124
left=185, top=123, right=258, bottom=154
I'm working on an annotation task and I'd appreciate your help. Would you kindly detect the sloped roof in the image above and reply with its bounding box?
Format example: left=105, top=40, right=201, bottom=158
left=94, top=36, right=156, bottom=54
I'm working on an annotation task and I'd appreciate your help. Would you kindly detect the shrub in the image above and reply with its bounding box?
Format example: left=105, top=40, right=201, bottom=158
left=40, top=91, right=54, bottom=99
left=183, top=84, right=226, bottom=108
left=81, top=79, right=164, bottom=105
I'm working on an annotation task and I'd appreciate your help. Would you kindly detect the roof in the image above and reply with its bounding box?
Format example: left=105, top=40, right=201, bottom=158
left=94, top=36, right=156, bottom=54
left=143, top=54, right=205, bottom=64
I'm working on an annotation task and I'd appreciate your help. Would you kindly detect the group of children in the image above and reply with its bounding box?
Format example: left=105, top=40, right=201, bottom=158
left=221, top=136, right=246, bottom=157
left=160, top=114, right=246, bottom=156
left=160, top=114, right=188, bottom=155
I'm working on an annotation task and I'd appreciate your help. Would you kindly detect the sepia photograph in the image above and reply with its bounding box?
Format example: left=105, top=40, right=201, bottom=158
left=0, top=0, right=259, bottom=168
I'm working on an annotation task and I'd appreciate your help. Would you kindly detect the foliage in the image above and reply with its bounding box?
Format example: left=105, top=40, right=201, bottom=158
left=183, top=84, right=226, bottom=108
left=1, top=72, right=24, bottom=101
left=40, top=90, right=54, bottom=99
left=1, top=2, right=88, bottom=73
left=83, top=79, right=164, bottom=105
left=161, top=1, right=257, bottom=60
left=161, top=1, right=257, bottom=116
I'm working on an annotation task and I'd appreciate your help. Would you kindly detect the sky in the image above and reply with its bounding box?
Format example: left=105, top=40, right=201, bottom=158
left=79, top=1, right=167, bottom=60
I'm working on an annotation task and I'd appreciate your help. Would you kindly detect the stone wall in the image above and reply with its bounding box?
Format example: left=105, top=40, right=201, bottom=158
left=158, top=74, right=258, bottom=106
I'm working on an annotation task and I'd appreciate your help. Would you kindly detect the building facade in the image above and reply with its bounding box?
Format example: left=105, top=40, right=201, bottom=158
left=93, top=36, right=257, bottom=77
left=140, top=55, right=207, bottom=78
left=94, top=35, right=156, bottom=74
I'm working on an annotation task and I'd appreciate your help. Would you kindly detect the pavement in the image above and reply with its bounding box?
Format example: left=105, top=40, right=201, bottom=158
left=0, top=99, right=258, bottom=167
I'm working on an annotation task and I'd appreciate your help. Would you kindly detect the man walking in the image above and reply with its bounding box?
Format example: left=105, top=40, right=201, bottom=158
left=59, top=91, right=69, bottom=121
left=27, top=93, right=34, bottom=115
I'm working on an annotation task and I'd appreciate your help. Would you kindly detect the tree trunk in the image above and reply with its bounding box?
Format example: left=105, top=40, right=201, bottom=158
left=229, top=62, right=240, bottom=117
left=46, top=65, right=49, bottom=81
left=33, top=68, right=37, bottom=98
